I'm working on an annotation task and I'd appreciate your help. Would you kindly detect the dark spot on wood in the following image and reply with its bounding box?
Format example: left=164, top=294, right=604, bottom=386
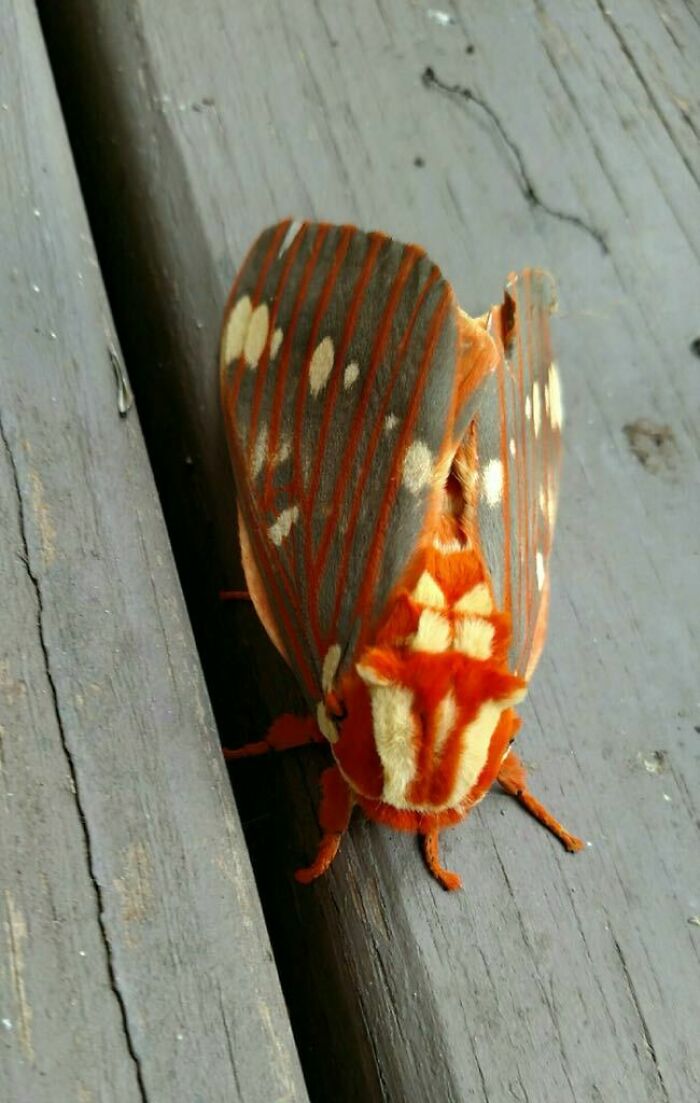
left=414, top=155, right=425, bottom=167
left=690, top=336, right=700, bottom=357
left=623, top=419, right=677, bottom=475
left=694, top=725, right=700, bottom=734
left=465, top=44, right=475, bottom=54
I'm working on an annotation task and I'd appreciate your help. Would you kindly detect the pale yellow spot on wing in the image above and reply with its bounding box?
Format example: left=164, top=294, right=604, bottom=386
left=384, top=413, right=398, bottom=433
left=316, top=701, right=338, bottom=743
left=509, top=438, right=517, bottom=458
left=402, top=440, right=433, bottom=493
left=270, top=327, right=283, bottom=359
left=268, top=506, right=299, bottom=546
left=548, top=362, right=563, bottom=429
left=482, top=458, right=504, bottom=507
left=251, top=424, right=268, bottom=478
left=412, top=608, right=452, bottom=653
left=451, top=688, right=527, bottom=805
left=454, top=582, right=493, bottom=615
left=525, top=394, right=532, bottom=421
left=433, top=537, right=463, bottom=553
left=343, top=361, right=359, bottom=389
left=309, top=336, right=335, bottom=395
left=533, top=381, right=542, bottom=437
left=321, top=644, right=342, bottom=694
left=454, top=616, right=495, bottom=660
left=223, top=295, right=252, bottom=363
left=536, top=550, right=545, bottom=591
left=244, top=303, right=269, bottom=368
left=412, top=571, right=445, bottom=608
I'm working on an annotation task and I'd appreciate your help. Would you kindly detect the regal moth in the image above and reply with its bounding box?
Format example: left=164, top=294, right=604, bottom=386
left=219, top=220, right=583, bottom=891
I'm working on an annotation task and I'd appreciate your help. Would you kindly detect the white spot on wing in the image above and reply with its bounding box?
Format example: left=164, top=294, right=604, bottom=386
left=321, top=644, right=342, bottom=694
left=244, top=303, right=269, bottom=368
left=548, top=362, right=563, bottom=429
left=454, top=582, right=493, bottom=615
left=384, top=413, right=398, bottom=433
left=273, top=436, right=291, bottom=466
left=343, top=361, right=359, bottom=390
left=268, top=505, right=299, bottom=546
left=279, top=220, right=302, bottom=257
left=223, top=295, right=252, bottom=363
left=509, top=438, right=516, bottom=458
left=412, top=609, right=451, bottom=652
left=454, top=616, right=494, bottom=660
left=251, top=425, right=268, bottom=478
left=533, top=382, right=542, bottom=437
left=316, top=701, right=338, bottom=743
left=402, top=441, right=433, bottom=493
left=525, top=395, right=532, bottom=421
left=536, top=550, right=545, bottom=591
left=481, top=458, right=503, bottom=507
left=270, top=327, right=283, bottom=359
left=309, top=336, right=335, bottom=395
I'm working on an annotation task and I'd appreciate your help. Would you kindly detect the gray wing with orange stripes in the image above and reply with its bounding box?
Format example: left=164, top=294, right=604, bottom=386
left=219, top=220, right=460, bottom=708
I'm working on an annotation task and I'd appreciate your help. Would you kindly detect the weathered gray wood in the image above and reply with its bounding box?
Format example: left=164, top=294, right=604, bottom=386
left=38, top=1, right=700, bottom=1100
left=0, top=3, right=308, bottom=1101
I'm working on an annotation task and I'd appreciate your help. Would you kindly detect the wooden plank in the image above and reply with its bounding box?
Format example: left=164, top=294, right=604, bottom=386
left=0, top=3, right=308, bottom=1101
left=38, top=1, right=700, bottom=1100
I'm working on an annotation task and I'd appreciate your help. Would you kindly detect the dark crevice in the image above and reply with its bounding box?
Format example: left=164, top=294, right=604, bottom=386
left=0, top=412, right=148, bottom=1103
left=610, top=932, right=670, bottom=1103
left=593, top=0, right=699, bottom=189
left=421, top=65, right=609, bottom=254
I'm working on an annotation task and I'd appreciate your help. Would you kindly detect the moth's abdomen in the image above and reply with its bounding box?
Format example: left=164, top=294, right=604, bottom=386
left=334, top=536, right=526, bottom=822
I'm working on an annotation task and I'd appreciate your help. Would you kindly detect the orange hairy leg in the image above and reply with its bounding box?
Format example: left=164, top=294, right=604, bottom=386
left=223, top=714, right=322, bottom=760
left=497, top=750, right=585, bottom=853
left=295, top=766, right=353, bottom=884
left=422, top=830, right=462, bottom=892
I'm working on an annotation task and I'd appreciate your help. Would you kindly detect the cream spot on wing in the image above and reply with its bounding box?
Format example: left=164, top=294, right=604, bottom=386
left=481, top=458, right=504, bottom=507
left=402, top=440, right=433, bottom=493
left=273, top=436, right=291, bottom=466
left=251, top=425, right=268, bottom=478
left=544, top=382, right=550, bottom=416
left=316, top=701, right=338, bottom=743
left=309, top=336, right=335, bottom=395
left=365, top=683, right=417, bottom=806
left=548, top=362, right=563, bottom=429
left=536, top=550, right=545, bottom=591
left=268, top=505, right=299, bottom=546
left=412, top=609, right=452, bottom=653
left=270, top=327, right=283, bottom=359
left=525, top=394, right=532, bottom=421
left=357, top=662, right=391, bottom=687
left=539, top=486, right=546, bottom=515
left=223, top=295, right=252, bottom=363
left=321, top=644, right=342, bottom=694
left=533, top=381, right=542, bottom=437
left=434, top=691, right=457, bottom=761
left=412, top=571, right=445, bottom=608
left=454, top=616, right=495, bottom=660
left=509, top=438, right=516, bottom=458
left=244, top=303, right=269, bottom=368
left=454, top=582, right=493, bottom=615
left=343, top=361, right=359, bottom=390
left=384, top=413, right=398, bottom=433
left=279, top=220, right=302, bottom=257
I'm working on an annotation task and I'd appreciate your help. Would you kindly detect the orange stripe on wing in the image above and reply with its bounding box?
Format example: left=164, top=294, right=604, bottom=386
left=262, top=224, right=331, bottom=508
left=246, top=223, right=309, bottom=468
left=324, top=261, right=439, bottom=640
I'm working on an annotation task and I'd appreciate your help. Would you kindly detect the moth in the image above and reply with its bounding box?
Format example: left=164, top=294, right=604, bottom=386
left=219, top=220, right=583, bottom=890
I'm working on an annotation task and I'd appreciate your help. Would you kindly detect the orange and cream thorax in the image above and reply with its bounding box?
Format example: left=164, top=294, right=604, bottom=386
left=332, top=524, right=527, bottom=828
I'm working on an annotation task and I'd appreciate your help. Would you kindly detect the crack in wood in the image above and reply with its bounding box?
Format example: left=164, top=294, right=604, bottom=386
left=610, top=932, right=670, bottom=1103
left=0, top=411, right=148, bottom=1103
left=421, top=65, right=609, bottom=255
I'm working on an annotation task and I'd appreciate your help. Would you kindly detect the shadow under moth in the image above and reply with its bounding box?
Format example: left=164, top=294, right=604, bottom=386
left=219, top=219, right=583, bottom=890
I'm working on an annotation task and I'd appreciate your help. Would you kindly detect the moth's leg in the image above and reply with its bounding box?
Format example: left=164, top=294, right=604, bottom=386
left=295, top=766, right=352, bottom=884
left=223, top=714, right=322, bottom=760
left=497, top=750, right=584, bottom=853
left=219, top=589, right=251, bottom=601
left=422, top=830, right=462, bottom=891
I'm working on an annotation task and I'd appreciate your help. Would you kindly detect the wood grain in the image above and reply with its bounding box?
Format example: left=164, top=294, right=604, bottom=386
left=0, top=3, right=308, bottom=1100
left=38, top=1, right=700, bottom=1100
